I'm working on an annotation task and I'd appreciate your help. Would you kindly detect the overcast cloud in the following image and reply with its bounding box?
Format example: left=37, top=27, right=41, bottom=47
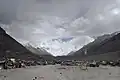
left=0, top=0, right=120, bottom=56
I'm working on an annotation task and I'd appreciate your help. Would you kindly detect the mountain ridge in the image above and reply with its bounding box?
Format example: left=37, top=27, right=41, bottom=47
left=0, top=27, right=41, bottom=61
left=25, top=43, right=53, bottom=56
left=67, top=31, right=120, bottom=60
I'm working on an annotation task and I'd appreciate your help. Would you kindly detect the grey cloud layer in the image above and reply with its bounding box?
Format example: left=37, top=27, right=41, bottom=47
left=0, top=0, right=120, bottom=55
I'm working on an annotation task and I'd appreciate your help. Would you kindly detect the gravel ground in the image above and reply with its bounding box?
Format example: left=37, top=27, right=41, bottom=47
left=0, top=65, right=120, bottom=80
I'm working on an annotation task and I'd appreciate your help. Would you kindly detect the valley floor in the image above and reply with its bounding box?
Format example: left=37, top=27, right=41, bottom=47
left=0, top=65, right=120, bottom=80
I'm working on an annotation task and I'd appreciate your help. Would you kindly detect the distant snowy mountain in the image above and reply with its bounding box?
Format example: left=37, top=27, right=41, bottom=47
left=39, top=37, right=85, bottom=56
left=25, top=43, right=52, bottom=56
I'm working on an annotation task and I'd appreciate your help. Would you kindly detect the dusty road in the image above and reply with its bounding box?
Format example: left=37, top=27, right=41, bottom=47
left=0, top=65, right=120, bottom=80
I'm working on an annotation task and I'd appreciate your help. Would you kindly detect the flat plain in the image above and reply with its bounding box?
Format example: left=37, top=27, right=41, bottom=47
left=0, top=65, right=120, bottom=80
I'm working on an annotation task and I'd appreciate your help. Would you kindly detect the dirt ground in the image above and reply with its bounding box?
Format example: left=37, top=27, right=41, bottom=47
left=0, top=65, right=120, bottom=80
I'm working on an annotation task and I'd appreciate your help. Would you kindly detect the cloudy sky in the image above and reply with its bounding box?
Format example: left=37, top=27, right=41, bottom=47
left=0, top=0, right=120, bottom=56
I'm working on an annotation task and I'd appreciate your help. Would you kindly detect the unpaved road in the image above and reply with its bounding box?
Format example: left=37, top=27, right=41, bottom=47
left=0, top=65, right=120, bottom=80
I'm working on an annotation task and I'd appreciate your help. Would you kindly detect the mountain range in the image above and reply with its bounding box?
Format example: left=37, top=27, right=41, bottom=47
left=68, top=31, right=120, bottom=60
left=0, top=27, right=43, bottom=61
left=1, top=25, right=120, bottom=61
left=25, top=43, right=52, bottom=56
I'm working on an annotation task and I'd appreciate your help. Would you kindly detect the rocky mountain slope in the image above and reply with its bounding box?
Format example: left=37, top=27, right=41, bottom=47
left=0, top=27, right=41, bottom=61
left=69, top=32, right=120, bottom=60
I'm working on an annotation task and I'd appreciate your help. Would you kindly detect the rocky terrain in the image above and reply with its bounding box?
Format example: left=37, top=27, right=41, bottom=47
left=68, top=32, right=120, bottom=60
left=0, top=27, right=41, bottom=61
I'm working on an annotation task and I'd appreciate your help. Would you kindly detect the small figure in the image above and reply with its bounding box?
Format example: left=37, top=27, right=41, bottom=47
left=32, top=77, right=38, bottom=80
left=60, top=72, right=62, bottom=75
left=109, top=72, right=111, bottom=75
left=3, top=75, right=7, bottom=80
